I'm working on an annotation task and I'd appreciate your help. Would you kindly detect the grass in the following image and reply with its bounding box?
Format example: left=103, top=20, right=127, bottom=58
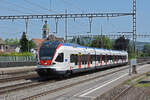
left=132, top=74, right=150, bottom=87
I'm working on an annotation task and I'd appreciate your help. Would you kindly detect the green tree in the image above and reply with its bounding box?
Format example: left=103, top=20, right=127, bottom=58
left=89, top=36, right=113, bottom=49
left=20, top=32, right=28, bottom=52
left=113, top=36, right=129, bottom=51
left=128, top=44, right=134, bottom=59
left=5, top=38, right=19, bottom=45
left=77, top=37, right=80, bottom=45
left=143, top=44, right=150, bottom=57
left=28, top=40, right=36, bottom=50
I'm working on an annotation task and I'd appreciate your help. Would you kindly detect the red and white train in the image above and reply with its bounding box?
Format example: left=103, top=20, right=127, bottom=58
left=36, top=41, right=128, bottom=77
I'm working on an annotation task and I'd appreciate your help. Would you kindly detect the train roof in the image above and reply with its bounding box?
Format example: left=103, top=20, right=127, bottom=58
left=42, top=41, right=127, bottom=53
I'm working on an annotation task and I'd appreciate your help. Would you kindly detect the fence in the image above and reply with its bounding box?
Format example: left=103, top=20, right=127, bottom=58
left=0, top=56, right=37, bottom=62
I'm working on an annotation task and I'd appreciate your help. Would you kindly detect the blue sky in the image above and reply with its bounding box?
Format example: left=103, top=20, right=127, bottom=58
left=0, top=0, right=149, bottom=42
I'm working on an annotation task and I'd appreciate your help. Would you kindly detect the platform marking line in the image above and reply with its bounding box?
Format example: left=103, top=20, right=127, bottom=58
left=79, top=64, right=148, bottom=97
left=79, top=73, right=128, bottom=97
left=73, top=73, right=117, bottom=97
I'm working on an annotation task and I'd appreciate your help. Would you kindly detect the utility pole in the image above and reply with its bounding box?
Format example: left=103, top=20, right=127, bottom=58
left=101, top=25, right=103, bottom=48
left=25, top=18, right=29, bottom=52
left=88, top=17, right=93, bottom=34
left=25, top=18, right=29, bottom=34
left=132, top=0, right=137, bottom=74
left=53, top=18, right=58, bottom=34
left=65, top=9, right=67, bottom=42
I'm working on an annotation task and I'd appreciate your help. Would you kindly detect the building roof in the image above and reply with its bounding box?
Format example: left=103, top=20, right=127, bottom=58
left=32, top=38, right=44, bottom=47
left=0, top=38, right=5, bottom=44
left=47, top=34, right=64, bottom=42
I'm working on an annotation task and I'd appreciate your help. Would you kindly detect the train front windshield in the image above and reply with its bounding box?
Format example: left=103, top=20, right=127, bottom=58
left=39, top=42, right=60, bottom=60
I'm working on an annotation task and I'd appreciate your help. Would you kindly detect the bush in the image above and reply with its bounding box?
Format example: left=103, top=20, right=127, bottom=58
left=0, top=52, right=34, bottom=56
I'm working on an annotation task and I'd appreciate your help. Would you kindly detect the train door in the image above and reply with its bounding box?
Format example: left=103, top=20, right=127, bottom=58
left=63, top=50, right=70, bottom=70
left=78, top=53, right=81, bottom=69
left=105, top=55, right=107, bottom=65
left=82, top=49, right=87, bottom=69
left=100, top=54, right=102, bottom=66
left=88, top=53, right=90, bottom=68
left=113, top=55, right=115, bottom=64
left=94, top=49, right=97, bottom=68
left=117, top=56, right=118, bottom=64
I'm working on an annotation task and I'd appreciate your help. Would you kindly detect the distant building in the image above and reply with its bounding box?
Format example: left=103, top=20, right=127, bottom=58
left=42, top=20, right=49, bottom=39
left=47, top=34, right=65, bottom=42
left=0, top=38, right=6, bottom=53
left=32, top=38, right=44, bottom=48
left=42, top=20, right=64, bottom=42
left=31, top=20, right=65, bottom=52
left=7, top=45, right=20, bottom=53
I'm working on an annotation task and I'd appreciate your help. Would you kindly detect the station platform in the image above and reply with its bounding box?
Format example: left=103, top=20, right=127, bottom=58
left=0, top=66, right=36, bottom=75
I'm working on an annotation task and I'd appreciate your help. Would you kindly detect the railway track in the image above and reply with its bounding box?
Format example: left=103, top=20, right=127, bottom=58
left=0, top=72, right=38, bottom=83
left=0, top=58, right=148, bottom=84
left=22, top=66, right=130, bottom=100
left=0, top=79, right=56, bottom=95
left=22, top=62, right=150, bottom=100
left=0, top=61, right=149, bottom=99
left=113, top=86, right=133, bottom=100
left=0, top=65, right=129, bottom=98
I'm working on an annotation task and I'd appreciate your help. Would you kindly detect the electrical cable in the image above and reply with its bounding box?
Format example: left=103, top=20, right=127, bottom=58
left=1, top=0, right=46, bottom=14
left=23, top=0, right=58, bottom=13
left=61, top=0, right=85, bottom=13
left=0, top=4, right=31, bottom=14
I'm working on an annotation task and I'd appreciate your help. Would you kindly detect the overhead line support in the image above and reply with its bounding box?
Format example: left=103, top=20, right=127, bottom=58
left=0, top=13, right=133, bottom=20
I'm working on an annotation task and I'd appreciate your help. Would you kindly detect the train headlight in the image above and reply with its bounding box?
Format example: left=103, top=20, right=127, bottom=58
left=51, top=62, right=56, bottom=65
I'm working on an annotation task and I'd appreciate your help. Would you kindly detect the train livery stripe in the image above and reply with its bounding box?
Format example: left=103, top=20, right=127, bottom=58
left=70, top=66, right=72, bottom=70
left=38, top=47, right=40, bottom=62
left=51, top=44, right=62, bottom=62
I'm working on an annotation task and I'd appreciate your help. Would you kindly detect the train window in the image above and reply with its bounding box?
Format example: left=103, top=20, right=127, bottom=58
left=96, top=55, right=100, bottom=61
left=85, top=55, right=88, bottom=64
left=70, top=54, right=74, bottom=63
left=107, top=55, right=110, bottom=60
left=118, top=56, right=120, bottom=60
left=55, top=53, right=64, bottom=62
left=90, top=56, right=92, bottom=64
left=114, top=56, right=116, bottom=61
left=122, top=56, right=124, bottom=59
left=90, top=55, right=93, bottom=61
left=74, top=55, right=78, bottom=65
left=81, top=55, right=87, bottom=65
left=110, top=55, right=113, bottom=60
left=102, top=55, right=105, bottom=61
left=110, top=55, right=112, bottom=60
left=115, top=56, right=117, bottom=61
left=125, top=56, right=127, bottom=59
left=104, top=55, right=107, bottom=62
left=81, top=55, right=84, bottom=64
left=85, top=57, right=87, bottom=64
left=120, top=56, right=122, bottom=60
left=75, top=61, right=78, bottom=65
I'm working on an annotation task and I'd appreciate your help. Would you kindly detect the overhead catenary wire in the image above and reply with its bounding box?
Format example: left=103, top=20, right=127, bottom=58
left=61, top=0, right=85, bottom=13
left=0, top=4, right=31, bottom=14
left=0, top=0, right=47, bottom=14
left=23, top=0, right=58, bottom=13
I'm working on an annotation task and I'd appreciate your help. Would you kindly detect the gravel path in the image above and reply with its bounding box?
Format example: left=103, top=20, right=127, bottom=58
left=98, top=74, right=150, bottom=100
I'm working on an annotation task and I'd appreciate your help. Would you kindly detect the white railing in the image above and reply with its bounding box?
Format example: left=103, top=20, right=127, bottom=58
left=0, top=56, right=37, bottom=62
